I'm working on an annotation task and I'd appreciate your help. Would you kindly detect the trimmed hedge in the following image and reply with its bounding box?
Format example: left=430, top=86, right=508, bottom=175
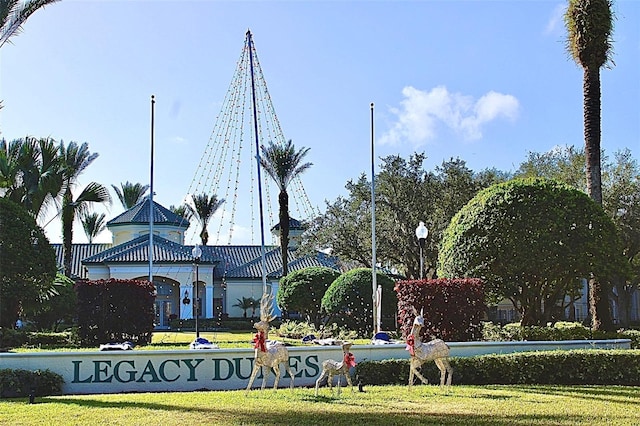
left=482, top=322, right=640, bottom=349
left=355, top=350, right=640, bottom=386
left=0, top=369, right=63, bottom=398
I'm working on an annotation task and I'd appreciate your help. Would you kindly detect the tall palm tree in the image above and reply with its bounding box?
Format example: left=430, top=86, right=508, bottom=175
left=565, top=0, right=614, bottom=205
left=111, top=181, right=149, bottom=210
left=81, top=211, right=106, bottom=244
left=259, top=140, right=312, bottom=276
left=0, top=0, right=59, bottom=49
left=186, top=193, right=224, bottom=246
left=565, top=0, right=615, bottom=331
left=58, top=141, right=111, bottom=277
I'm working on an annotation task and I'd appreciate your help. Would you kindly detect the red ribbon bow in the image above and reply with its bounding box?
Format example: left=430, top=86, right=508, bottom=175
left=406, top=335, right=415, bottom=356
left=253, top=331, right=266, bottom=352
left=344, top=352, right=357, bottom=368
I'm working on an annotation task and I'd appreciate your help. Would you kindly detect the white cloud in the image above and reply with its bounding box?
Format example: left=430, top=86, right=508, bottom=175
left=379, top=85, right=519, bottom=146
left=544, top=4, right=566, bottom=36
left=172, top=136, right=187, bottom=145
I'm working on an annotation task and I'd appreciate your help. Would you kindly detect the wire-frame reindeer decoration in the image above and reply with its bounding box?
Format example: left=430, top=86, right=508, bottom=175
left=245, top=292, right=295, bottom=393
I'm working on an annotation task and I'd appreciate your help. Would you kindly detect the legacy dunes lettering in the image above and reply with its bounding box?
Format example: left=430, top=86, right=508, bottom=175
left=72, top=355, right=320, bottom=384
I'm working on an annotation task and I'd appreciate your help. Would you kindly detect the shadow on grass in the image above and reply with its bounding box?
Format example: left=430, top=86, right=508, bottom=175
left=0, top=395, right=608, bottom=426
left=508, top=384, right=640, bottom=404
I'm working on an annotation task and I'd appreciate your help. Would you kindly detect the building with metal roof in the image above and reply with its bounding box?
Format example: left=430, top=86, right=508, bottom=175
left=53, top=199, right=339, bottom=328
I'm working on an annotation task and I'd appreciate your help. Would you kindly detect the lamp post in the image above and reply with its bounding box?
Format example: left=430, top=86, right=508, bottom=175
left=415, top=222, right=428, bottom=280
left=192, top=244, right=202, bottom=338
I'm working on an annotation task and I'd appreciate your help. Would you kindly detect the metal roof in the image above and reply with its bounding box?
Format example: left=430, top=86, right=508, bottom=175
left=54, top=240, right=339, bottom=281
left=107, top=198, right=189, bottom=228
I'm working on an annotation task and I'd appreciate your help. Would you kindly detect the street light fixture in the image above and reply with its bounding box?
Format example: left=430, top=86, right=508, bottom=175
left=192, top=244, right=202, bottom=338
left=415, top=222, right=428, bottom=280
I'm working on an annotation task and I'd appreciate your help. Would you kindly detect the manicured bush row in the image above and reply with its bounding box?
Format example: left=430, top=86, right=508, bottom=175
left=355, top=350, right=640, bottom=386
left=0, top=369, right=63, bottom=398
left=483, top=322, right=640, bottom=349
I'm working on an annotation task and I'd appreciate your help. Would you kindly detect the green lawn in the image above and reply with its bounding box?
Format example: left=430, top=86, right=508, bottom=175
left=1, top=385, right=638, bottom=425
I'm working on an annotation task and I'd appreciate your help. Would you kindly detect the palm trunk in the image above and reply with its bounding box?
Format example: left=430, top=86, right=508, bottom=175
left=583, top=65, right=613, bottom=331
left=62, top=193, right=75, bottom=278
left=584, top=65, right=603, bottom=205
left=279, top=190, right=289, bottom=276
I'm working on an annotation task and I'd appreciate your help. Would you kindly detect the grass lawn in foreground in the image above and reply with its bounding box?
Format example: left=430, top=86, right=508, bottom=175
left=1, top=385, right=638, bottom=425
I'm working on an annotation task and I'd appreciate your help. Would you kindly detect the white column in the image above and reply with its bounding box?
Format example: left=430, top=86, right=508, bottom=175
left=205, top=281, right=214, bottom=319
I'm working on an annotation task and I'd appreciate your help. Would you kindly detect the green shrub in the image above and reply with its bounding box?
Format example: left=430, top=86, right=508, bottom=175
left=0, top=327, right=28, bottom=349
left=76, top=279, right=155, bottom=345
left=322, top=268, right=397, bottom=337
left=481, top=322, right=637, bottom=346
left=355, top=350, right=640, bottom=386
left=0, top=369, right=63, bottom=398
left=25, top=331, right=79, bottom=348
left=620, top=329, right=640, bottom=349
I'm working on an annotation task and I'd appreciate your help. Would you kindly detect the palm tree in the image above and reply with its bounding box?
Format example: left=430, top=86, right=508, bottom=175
left=565, top=0, right=615, bottom=331
left=169, top=203, right=192, bottom=221
left=58, top=141, right=112, bottom=277
left=259, top=140, right=312, bottom=276
left=565, top=0, right=614, bottom=206
left=111, top=181, right=149, bottom=210
left=0, top=137, right=62, bottom=220
left=186, top=193, right=224, bottom=246
left=0, top=0, right=59, bottom=49
left=232, top=297, right=255, bottom=319
left=81, top=212, right=107, bottom=244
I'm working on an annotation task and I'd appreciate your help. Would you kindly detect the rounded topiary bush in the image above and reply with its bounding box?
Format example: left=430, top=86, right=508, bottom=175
left=277, top=266, right=340, bottom=328
left=321, top=268, right=397, bottom=337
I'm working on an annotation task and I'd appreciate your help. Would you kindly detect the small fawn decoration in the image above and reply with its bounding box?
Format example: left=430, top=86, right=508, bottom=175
left=245, top=292, right=295, bottom=393
left=406, top=307, right=453, bottom=388
left=315, top=341, right=357, bottom=396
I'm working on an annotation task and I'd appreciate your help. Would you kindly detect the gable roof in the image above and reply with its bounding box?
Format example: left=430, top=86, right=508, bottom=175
left=107, top=198, right=189, bottom=229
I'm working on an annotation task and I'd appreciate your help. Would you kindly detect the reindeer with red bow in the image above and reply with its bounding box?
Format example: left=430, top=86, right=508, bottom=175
left=406, top=307, right=453, bottom=388
left=245, top=292, right=294, bottom=393
left=315, top=341, right=357, bottom=396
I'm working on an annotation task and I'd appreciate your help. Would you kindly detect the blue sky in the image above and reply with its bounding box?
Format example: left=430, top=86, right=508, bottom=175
left=1, top=0, right=638, bottom=245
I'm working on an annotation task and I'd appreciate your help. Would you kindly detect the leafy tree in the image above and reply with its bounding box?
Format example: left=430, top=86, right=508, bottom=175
left=517, top=146, right=640, bottom=326
left=0, top=198, right=57, bottom=328
left=303, top=154, right=508, bottom=278
left=232, top=297, right=255, bottom=318
left=111, top=181, right=149, bottom=210
left=58, top=141, right=111, bottom=277
left=0, top=0, right=59, bottom=49
left=186, top=193, right=224, bottom=245
left=438, top=178, right=627, bottom=326
left=321, top=268, right=397, bottom=336
left=565, top=0, right=615, bottom=330
left=277, top=266, right=341, bottom=328
left=80, top=211, right=106, bottom=244
left=259, top=140, right=312, bottom=276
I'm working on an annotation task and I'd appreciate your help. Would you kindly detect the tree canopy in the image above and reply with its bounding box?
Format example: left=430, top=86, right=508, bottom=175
left=438, top=177, right=627, bottom=326
left=0, top=198, right=57, bottom=328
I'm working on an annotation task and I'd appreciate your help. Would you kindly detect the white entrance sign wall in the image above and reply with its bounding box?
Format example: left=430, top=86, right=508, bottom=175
left=0, top=340, right=630, bottom=395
